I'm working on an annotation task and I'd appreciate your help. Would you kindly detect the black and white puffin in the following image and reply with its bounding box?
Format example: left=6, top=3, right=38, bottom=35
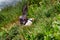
left=19, top=3, right=28, bottom=25
left=19, top=3, right=34, bottom=26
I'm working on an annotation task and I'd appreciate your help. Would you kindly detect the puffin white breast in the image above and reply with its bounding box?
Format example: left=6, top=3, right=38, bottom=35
left=25, top=20, right=32, bottom=26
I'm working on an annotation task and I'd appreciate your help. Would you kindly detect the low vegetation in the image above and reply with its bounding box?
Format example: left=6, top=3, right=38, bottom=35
left=0, top=0, right=60, bottom=40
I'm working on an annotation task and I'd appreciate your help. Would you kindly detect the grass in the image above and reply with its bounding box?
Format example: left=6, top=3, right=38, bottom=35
left=0, top=0, right=60, bottom=40
left=0, top=2, right=22, bottom=27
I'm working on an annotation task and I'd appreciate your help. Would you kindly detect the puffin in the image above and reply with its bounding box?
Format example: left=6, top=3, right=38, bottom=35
left=19, top=3, right=28, bottom=25
left=19, top=3, right=34, bottom=26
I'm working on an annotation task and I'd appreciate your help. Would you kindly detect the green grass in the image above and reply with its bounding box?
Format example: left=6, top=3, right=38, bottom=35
left=0, top=2, right=22, bottom=27
left=0, top=0, right=60, bottom=40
